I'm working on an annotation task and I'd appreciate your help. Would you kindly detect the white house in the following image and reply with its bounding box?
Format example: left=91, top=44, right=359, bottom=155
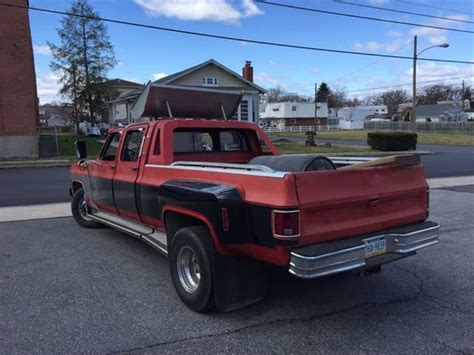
left=260, top=101, right=329, bottom=127
left=337, top=105, right=388, bottom=129
left=108, top=59, right=265, bottom=124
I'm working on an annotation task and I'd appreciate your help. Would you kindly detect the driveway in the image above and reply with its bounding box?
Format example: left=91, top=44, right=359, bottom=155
left=0, top=188, right=473, bottom=353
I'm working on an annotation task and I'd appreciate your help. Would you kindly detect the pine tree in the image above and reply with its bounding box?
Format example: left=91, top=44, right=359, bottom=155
left=316, top=82, right=331, bottom=102
left=49, top=0, right=116, bottom=125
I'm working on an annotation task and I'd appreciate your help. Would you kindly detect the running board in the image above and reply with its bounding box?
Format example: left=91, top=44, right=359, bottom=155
left=89, top=210, right=168, bottom=255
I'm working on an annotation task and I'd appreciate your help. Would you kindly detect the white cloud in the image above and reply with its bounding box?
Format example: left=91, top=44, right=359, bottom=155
left=33, top=44, right=52, bottom=56
left=410, top=14, right=469, bottom=44
left=256, top=72, right=281, bottom=87
left=134, top=0, right=263, bottom=23
left=242, top=0, right=263, bottom=16
left=369, top=0, right=389, bottom=4
left=309, top=67, right=320, bottom=75
left=152, top=72, right=167, bottom=80
left=268, top=59, right=278, bottom=67
left=36, top=70, right=61, bottom=104
left=354, top=41, right=385, bottom=53
left=402, top=62, right=474, bottom=87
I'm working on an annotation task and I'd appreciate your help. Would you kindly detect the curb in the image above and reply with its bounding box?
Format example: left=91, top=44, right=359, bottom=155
left=0, top=160, right=71, bottom=169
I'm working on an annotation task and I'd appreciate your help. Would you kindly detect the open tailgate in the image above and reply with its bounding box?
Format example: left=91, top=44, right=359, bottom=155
left=294, top=164, right=428, bottom=246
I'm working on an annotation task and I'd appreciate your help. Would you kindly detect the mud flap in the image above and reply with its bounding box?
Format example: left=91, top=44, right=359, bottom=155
left=213, top=253, right=268, bottom=312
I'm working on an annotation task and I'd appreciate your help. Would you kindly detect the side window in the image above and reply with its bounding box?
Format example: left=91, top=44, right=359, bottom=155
left=220, top=131, right=248, bottom=152
left=121, top=129, right=144, bottom=162
left=153, top=129, right=161, bottom=155
left=101, top=133, right=121, bottom=161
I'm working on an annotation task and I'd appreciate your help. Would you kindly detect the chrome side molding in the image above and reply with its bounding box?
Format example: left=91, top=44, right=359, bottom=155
left=89, top=210, right=168, bottom=255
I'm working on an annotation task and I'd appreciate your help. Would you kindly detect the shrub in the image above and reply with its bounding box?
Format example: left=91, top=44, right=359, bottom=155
left=367, top=131, right=418, bottom=151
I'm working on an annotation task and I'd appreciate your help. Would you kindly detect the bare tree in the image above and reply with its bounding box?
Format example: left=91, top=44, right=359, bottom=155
left=375, top=89, right=410, bottom=114
left=265, top=86, right=312, bottom=103
left=417, top=84, right=463, bottom=104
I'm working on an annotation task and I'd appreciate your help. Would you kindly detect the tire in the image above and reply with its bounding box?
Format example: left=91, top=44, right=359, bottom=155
left=169, top=226, right=215, bottom=312
left=71, top=188, right=103, bottom=229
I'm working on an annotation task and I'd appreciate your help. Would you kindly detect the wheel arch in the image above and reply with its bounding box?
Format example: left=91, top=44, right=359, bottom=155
left=70, top=180, right=85, bottom=196
left=162, top=205, right=224, bottom=254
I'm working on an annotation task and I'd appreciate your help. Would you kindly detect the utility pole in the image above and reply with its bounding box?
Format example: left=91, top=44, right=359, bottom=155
left=314, top=82, right=318, bottom=129
left=411, top=35, right=449, bottom=126
left=412, top=35, right=417, bottom=126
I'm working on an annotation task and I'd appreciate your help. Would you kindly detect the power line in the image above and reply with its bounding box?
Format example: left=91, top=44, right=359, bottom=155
left=2, top=2, right=473, bottom=66
left=346, top=75, right=473, bottom=93
left=334, top=0, right=474, bottom=25
left=254, top=0, right=474, bottom=34
left=394, top=0, right=473, bottom=17
left=332, top=41, right=413, bottom=84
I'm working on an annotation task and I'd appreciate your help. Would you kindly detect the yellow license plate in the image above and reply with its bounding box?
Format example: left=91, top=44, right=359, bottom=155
left=364, top=237, right=386, bottom=258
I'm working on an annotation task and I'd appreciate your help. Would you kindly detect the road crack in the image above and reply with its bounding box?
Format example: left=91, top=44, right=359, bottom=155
left=108, top=293, right=421, bottom=354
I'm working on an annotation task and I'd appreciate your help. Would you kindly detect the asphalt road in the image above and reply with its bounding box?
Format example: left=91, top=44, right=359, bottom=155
left=0, top=167, right=70, bottom=207
left=0, top=140, right=472, bottom=207
left=273, top=135, right=474, bottom=179
left=1, top=188, right=473, bottom=353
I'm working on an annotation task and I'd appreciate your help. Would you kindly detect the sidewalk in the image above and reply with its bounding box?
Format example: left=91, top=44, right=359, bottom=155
left=1, top=176, right=472, bottom=223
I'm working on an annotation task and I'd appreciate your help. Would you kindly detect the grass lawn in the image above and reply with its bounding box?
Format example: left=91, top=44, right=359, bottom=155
left=274, top=130, right=474, bottom=146
left=273, top=142, right=373, bottom=155
left=41, top=134, right=104, bottom=159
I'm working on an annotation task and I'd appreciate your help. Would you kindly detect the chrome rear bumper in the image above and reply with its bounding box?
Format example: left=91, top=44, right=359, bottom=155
left=289, top=221, right=439, bottom=279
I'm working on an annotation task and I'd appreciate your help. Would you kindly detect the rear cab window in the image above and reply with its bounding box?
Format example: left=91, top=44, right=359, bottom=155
left=172, top=128, right=250, bottom=154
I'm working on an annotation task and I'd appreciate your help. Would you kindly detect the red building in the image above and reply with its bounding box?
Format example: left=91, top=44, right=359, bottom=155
left=0, top=0, right=39, bottom=158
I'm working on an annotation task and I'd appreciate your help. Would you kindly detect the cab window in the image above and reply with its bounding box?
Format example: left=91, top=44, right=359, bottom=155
left=121, top=129, right=144, bottom=162
left=100, top=133, right=121, bottom=161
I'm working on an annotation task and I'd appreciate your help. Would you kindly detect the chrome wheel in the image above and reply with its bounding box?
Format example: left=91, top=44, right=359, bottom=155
left=78, top=196, right=93, bottom=221
left=177, top=246, right=201, bottom=293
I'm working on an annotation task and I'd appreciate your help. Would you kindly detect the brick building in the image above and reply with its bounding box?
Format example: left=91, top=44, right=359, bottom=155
left=0, top=0, right=39, bottom=158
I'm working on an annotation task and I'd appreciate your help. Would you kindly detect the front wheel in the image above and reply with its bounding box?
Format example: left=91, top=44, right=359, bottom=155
left=169, top=226, right=215, bottom=312
left=71, top=188, right=103, bottom=229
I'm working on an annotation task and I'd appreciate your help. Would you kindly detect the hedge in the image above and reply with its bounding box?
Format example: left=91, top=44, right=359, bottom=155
left=367, top=131, right=418, bottom=151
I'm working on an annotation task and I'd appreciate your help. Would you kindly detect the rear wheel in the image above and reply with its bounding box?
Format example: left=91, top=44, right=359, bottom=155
left=169, top=226, right=215, bottom=312
left=71, top=188, right=103, bottom=229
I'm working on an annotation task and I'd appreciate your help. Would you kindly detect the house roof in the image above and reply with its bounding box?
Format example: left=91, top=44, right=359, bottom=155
left=415, top=103, right=458, bottom=118
left=106, top=78, right=144, bottom=88
left=153, top=59, right=266, bottom=94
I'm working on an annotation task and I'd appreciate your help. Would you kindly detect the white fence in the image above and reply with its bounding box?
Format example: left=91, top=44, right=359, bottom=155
left=364, top=121, right=474, bottom=134
left=263, top=125, right=340, bottom=133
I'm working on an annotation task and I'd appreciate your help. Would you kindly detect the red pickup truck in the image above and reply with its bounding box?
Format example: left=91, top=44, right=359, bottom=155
left=70, top=119, right=439, bottom=312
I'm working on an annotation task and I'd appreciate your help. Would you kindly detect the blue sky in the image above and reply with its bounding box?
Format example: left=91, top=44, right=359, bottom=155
left=30, top=0, right=474, bottom=104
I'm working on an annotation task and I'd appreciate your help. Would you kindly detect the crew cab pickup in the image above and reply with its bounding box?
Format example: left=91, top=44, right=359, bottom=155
left=70, top=119, right=439, bottom=312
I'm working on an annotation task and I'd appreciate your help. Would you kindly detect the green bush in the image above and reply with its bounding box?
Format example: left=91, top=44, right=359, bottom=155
left=367, top=131, right=418, bottom=151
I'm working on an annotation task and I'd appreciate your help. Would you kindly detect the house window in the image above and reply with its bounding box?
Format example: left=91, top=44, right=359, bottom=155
left=202, top=77, right=218, bottom=86
left=292, top=105, right=297, bottom=111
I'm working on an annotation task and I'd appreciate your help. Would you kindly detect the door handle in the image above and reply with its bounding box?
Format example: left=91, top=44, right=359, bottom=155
left=130, top=167, right=138, bottom=171
left=109, top=165, right=115, bottom=170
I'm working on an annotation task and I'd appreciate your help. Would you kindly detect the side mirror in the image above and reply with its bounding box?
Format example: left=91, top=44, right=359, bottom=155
left=75, top=140, right=87, bottom=160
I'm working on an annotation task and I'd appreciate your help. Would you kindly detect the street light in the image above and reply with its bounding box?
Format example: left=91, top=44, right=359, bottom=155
left=412, top=35, right=449, bottom=124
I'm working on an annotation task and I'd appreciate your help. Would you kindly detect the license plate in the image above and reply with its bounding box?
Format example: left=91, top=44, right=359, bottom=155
left=364, top=237, right=386, bottom=258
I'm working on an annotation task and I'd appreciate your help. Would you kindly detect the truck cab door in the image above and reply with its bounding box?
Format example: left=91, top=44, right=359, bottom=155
left=113, top=125, right=147, bottom=221
left=87, top=131, right=121, bottom=214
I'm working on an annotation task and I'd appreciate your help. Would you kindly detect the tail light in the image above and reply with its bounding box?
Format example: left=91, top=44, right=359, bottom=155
left=272, top=210, right=300, bottom=240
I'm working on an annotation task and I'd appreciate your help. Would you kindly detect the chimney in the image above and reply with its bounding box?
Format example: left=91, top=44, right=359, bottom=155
left=242, top=60, right=253, bottom=82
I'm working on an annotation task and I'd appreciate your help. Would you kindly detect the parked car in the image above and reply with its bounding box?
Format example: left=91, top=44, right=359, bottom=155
left=70, top=119, right=439, bottom=312
left=86, top=126, right=101, bottom=137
